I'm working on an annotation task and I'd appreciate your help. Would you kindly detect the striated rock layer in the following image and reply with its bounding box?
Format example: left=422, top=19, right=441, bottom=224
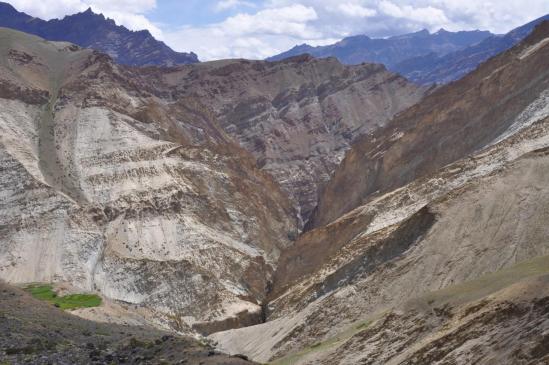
left=0, top=27, right=296, bottom=333
left=310, top=19, right=549, bottom=229
left=147, top=55, right=424, bottom=225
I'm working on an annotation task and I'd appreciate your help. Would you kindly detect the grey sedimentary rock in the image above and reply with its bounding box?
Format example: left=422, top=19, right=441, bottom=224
left=0, top=28, right=295, bottom=332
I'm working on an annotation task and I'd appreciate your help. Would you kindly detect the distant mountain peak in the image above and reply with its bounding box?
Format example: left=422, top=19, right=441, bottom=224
left=0, top=1, right=16, bottom=11
left=267, top=16, right=549, bottom=86
left=393, top=13, right=549, bottom=84
left=267, top=27, right=494, bottom=68
left=0, top=2, right=199, bottom=66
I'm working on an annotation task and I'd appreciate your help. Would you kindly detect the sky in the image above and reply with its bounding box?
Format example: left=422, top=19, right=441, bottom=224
left=6, top=0, right=549, bottom=60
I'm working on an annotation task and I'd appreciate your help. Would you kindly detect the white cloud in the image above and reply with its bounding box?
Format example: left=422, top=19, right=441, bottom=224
left=336, top=3, right=377, bottom=18
left=164, top=4, right=323, bottom=60
left=221, top=4, right=318, bottom=37
left=6, top=0, right=549, bottom=60
left=8, top=0, right=86, bottom=18
left=214, top=0, right=255, bottom=12
left=378, top=1, right=449, bottom=26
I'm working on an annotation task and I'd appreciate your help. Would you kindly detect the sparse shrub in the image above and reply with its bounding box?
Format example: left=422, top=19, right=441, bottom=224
left=129, top=337, right=147, bottom=348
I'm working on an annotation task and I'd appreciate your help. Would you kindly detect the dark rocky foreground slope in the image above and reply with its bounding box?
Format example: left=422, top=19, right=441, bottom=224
left=0, top=281, right=254, bottom=364
left=0, top=2, right=198, bottom=66
left=209, top=22, right=549, bottom=364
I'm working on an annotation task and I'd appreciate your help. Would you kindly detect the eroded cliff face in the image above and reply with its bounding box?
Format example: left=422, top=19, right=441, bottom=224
left=209, top=23, right=549, bottom=364
left=3, top=20, right=548, bottom=365
left=145, top=55, right=425, bottom=226
left=0, top=28, right=296, bottom=333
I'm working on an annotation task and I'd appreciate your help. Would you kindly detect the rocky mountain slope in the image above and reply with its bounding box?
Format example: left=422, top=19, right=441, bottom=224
left=0, top=27, right=296, bottom=334
left=0, top=26, right=422, bottom=337
left=310, top=18, right=549, bottom=229
left=268, top=28, right=492, bottom=71
left=0, top=2, right=198, bottom=66
left=0, top=281, right=255, bottom=364
left=2, top=11, right=548, bottom=365
left=209, top=21, right=549, bottom=364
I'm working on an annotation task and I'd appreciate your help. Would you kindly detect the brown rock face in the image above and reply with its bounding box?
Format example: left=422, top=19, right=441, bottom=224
left=317, top=273, right=549, bottom=365
left=310, top=21, right=549, bottom=229
left=145, top=55, right=425, bottom=226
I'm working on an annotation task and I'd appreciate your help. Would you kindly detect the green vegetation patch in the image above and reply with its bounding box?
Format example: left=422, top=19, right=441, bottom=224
left=24, top=284, right=101, bottom=310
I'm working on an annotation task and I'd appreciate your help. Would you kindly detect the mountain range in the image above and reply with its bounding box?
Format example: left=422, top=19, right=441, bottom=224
left=0, top=2, right=198, bottom=66
left=269, top=14, right=549, bottom=85
left=0, top=4, right=549, bottom=365
left=268, top=28, right=493, bottom=68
